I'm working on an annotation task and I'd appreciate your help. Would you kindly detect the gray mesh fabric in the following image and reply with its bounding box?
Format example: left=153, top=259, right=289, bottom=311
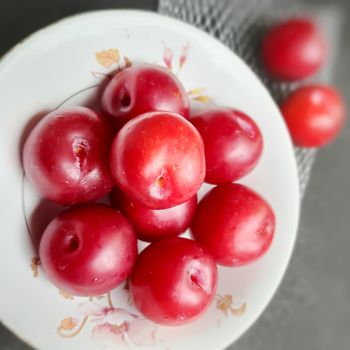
left=158, top=0, right=332, bottom=199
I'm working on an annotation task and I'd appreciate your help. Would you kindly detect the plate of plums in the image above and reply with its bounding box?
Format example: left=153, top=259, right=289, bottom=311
left=0, top=10, right=299, bottom=350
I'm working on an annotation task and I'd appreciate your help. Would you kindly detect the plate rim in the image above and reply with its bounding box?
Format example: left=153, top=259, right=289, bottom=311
left=0, top=9, right=300, bottom=350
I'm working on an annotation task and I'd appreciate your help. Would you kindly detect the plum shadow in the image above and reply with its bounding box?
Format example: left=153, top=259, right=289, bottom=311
left=28, top=198, right=65, bottom=254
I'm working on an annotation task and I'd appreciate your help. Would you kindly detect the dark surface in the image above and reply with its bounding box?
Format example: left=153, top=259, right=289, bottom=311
left=0, top=0, right=157, bottom=55
left=1, top=0, right=350, bottom=349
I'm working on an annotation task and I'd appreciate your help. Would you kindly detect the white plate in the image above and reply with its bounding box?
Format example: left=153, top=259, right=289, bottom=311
left=0, top=10, right=299, bottom=350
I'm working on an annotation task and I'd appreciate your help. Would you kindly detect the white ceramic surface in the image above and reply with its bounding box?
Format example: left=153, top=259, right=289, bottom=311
left=0, top=10, right=299, bottom=350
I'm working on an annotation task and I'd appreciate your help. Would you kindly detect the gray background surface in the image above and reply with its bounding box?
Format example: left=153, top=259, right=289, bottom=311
left=0, top=0, right=349, bottom=349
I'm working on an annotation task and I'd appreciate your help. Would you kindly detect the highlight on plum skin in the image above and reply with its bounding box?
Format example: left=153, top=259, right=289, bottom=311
left=191, top=107, right=263, bottom=184
left=109, top=111, right=206, bottom=210
left=101, top=64, right=190, bottom=128
left=39, top=203, right=137, bottom=297
left=23, top=106, right=114, bottom=206
left=191, top=183, right=275, bottom=267
left=129, top=237, right=218, bottom=326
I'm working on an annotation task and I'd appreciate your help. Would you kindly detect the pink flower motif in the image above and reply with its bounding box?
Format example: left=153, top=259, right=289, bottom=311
left=92, top=322, right=128, bottom=347
left=94, top=307, right=135, bottom=325
left=162, top=43, right=173, bottom=71
left=179, top=42, right=190, bottom=69
left=78, top=299, right=157, bottom=347
left=127, top=317, right=157, bottom=346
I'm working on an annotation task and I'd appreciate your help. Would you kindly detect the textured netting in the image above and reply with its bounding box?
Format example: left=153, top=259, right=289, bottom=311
left=158, top=0, right=333, bottom=199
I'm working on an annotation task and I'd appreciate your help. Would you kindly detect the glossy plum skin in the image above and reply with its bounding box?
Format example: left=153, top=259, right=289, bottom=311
left=101, top=64, right=190, bottom=127
left=23, top=107, right=114, bottom=206
left=191, top=184, right=275, bottom=267
left=110, top=187, right=197, bottom=242
left=281, top=85, right=346, bottom=147
left=130, top=237, right=218, bottom=326
left=261, top=18, right=326, bottom=80
left=110, top=112, right=205, bottom=209
left=191, top=107, right=263, bottom=184
left=39, top=204, right=137, bottom=296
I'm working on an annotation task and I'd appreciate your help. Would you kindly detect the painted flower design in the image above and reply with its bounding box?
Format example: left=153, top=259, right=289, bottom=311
left=96, top=49, right=121, bottom=68
left=162, top=41, right=190, bottom=74
left=162, top=43, right=174, bottom=71
left=58, top=297, right=157, bottom=347
left=31, top=256, right=40, bottom=277
left=94, top=43, right=211, bottom=105
left=187, top=88, right=213, bottom=103
left=160, top=42, right=212, bottom=104
left=92, top=49, right=132, bottom=79
left=215, top=294, right=247, bottom=317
